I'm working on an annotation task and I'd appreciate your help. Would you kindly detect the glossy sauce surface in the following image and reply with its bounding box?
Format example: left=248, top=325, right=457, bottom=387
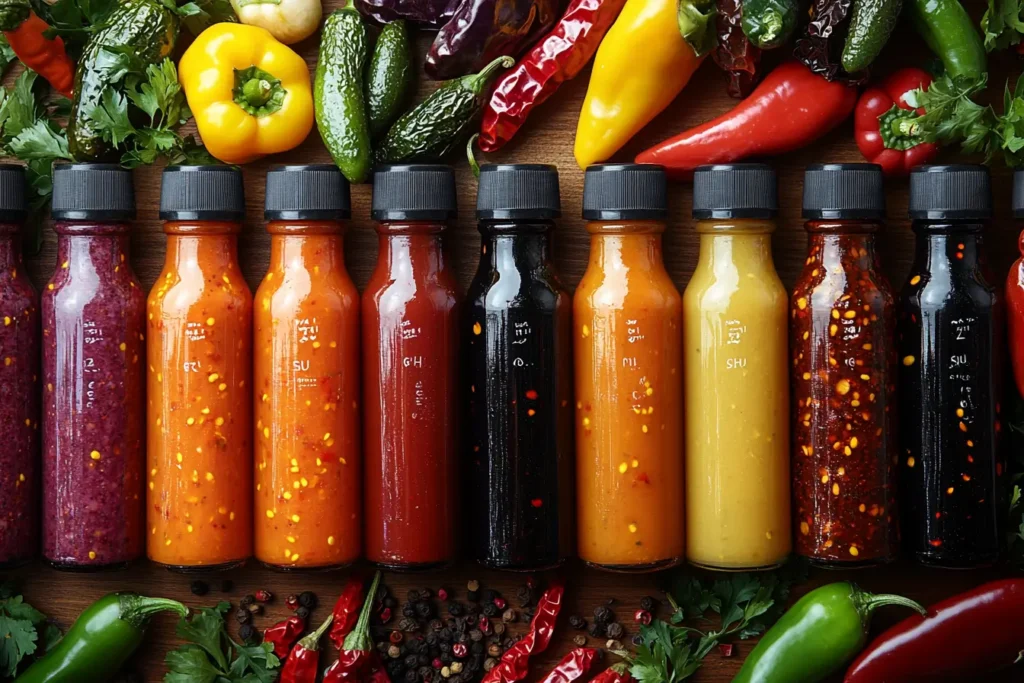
left=147, top=221, right=253, bottom=569
left=683, top=219, right=792, bottom=570
left=364, top=222, right=460, bottom=568
left=465, top=220, right=573, bottom=570
left=898, top=222, right=1004, bottom=567
left=42, top=222, right=145, bottom=569
left=254, top=221, right=360, bottom=569
left=790, top=220, right=899, bottom=566
left=574, top=220, right=683, bottom=570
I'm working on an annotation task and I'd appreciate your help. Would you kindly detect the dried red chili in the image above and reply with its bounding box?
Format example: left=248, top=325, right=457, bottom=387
left=480, top=583, right=564, bottom=683
left=280, top=613, right=334, bottom=683
left=478, top=0, right=628, bottom=152
left=263, top=616, right=305, bottom=658
left=537, top=648, right=598, bottom=683
left=590, top=663, right=634, bottom=683
left=712, top=0, right=761, bottom=98
left=329, top=574, right=366, bottom=649
left=323, top=572, right=382, bottom=683
left=794, top=0, right=867, bottom=84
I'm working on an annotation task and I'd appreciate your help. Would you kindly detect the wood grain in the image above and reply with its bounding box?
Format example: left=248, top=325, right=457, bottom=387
left=5, top=1, right=1024, bottom=681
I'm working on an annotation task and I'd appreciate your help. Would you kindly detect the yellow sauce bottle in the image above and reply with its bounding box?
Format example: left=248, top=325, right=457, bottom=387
left=683, top=164, right=791, bottom=570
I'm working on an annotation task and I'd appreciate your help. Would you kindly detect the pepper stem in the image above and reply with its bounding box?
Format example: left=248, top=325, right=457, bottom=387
left=467, top=133, right=481, bottom=178
left=233, top=66, right=287, bottom=118
left=241, top=78, right=273, bottom=107
left=465, top=55, right=516, bottom=94
left=297, top=612, right=334, bottom=652
left=854, top=587, right=927, bottom=622
left=342, top=571, right=381, bottom=652
left=118, top=594, right=189, bottom=630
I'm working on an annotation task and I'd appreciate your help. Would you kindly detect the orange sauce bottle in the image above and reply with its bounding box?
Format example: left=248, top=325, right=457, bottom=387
left=254, top=165, right=361, bottom=569
left=147, top=166, right=253, bottom=570
left=574, top=165, right=684, bottom=571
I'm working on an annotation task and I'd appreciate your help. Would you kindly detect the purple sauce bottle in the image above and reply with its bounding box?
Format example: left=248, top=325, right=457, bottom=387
left=42, top=164, right=145, bottom=570
left=0, top=165, right=39, bottom=569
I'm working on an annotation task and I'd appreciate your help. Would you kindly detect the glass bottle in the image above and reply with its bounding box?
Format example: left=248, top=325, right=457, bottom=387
left=791, top=164, right=899, bottom=567
left=255, top=166, right=360, bottom=570
left=684, top=163, right=791, bottom=571
left=465, top=164, right=573, bottom=570
left=364, top=165, right=460, bottom=570
left=574, top=164, right=683, bottom=572
left=1006, top=169, right=1024, bottom=397
left=0, top=166, right=38, bottom=569
left=148, top=166, right=253, bottom=571
left=899, top=164, right=1003, bottom=568
left=42, top=164, right=145, bottom=570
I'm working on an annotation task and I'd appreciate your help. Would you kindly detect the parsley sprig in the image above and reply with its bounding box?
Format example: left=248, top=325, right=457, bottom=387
left=981, top=0, right=1024, bottom=52
left=0, top=581, right=61, bottom=680
left=164, top=602, right=281, bottom=683
left=622, top=561, right=807, bottom=683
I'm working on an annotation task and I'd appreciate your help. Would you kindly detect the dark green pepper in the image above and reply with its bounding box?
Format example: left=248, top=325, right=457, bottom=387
left=0, top=0, right=30, bottom=31
left=841, top=0, right=903, bottom=71
left=366, top=19, right=414, bottom=140
left=374, top=54, right=513, bottom=165
left=15, top=593, right=188, bottom=683
left=908, top=0, right=986, bottom=79
left=315, top=0, right=372, bottom=184
left=733, top=582, right=925, bottom=683
left=740, top=0, right=799, bottom=50
left=67, top=0, right=179, bottom=161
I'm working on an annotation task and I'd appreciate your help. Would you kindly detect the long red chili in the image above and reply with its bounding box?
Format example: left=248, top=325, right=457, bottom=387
left=478, top=0, right=627, bottom=152
left=480, top=583, right=564, bottom=683
left=3, top=12, right=75, bottom=98
left=329, top=574, right=366, bottom=650
left=590, top=663, right=635, bottom=683
left=844, top=579, right=1024, bottom=682
left=538, top=648, right=598, bottom=683
left=322, top=571, right=382, bottom=683
left=635, top=60, right=858, bottom=179
left=263, top=616, right=306, bottom=658
left=280, top=613, right=334, bottom=683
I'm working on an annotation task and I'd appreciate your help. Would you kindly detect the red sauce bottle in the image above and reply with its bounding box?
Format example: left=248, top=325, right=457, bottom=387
left=790, top=164, right=899, bottom=567
left=1007, top=169, right=1024, bottom=397
left=363, top=165, right=460, bottom=569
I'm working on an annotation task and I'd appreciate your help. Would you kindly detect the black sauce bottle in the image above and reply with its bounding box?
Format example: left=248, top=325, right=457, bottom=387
left=465, top=164, right=573, bottom=570
left=898, top=165, right=1004, bottom=568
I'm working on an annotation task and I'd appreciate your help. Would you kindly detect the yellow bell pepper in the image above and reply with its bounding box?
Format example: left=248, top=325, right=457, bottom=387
left=179, top=23, right=314, bottom=164
left=574, top=0, right=706, bottom=169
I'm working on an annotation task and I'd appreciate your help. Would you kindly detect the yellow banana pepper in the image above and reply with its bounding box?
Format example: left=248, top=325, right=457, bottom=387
left=179, top=23, right=314, bottom=164
left=574, top=0, right=706, bottom=169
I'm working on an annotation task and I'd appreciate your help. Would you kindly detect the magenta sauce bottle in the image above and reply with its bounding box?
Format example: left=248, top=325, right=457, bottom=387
left=0, top=165, right=39, bottom=569
left=42, top=164, right=145, bottom=570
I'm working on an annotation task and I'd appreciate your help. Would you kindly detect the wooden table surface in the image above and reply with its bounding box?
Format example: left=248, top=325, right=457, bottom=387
left=5, top=1, right=1024, bottom=680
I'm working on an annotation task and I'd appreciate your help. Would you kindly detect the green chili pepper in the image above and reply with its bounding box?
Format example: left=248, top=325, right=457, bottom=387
left=16, top=593, right=188, bottom=683
left=732, top=582, right=926, bottom=683
left=907, top=0, right=986, bottom=79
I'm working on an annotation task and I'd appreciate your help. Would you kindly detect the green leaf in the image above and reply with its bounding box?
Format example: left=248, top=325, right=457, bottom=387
left=176, top=0, right=237, bottom=35
left=0, top=35, right=17, bottom=74
left=164, top=644, right=222, bottom=683
left=677, top=0, right=717, bottom=58
left=86, top=88, right=137, bottom=147
left=175, top=604, right=231, bottom=672
left=0, top=70, right=42, bottom=144
left=2, top=596, right=47, bottom=625
left=9, top=120, right=72, bottom=161
left=982, top=0, right=1024, bottom=51
left=229, top=641, right=280, bottom=683
left=0, top=615, right=38, bottom=677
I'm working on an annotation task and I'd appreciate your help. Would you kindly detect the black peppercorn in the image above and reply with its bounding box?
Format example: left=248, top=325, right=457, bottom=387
left=298, top=591, right=318, bottom=610
left=481, top=603, right=498, bottom=618
left=408, top=590, right=421, bottom=602
left=593, top=606, right=614, bottom=624
left=418, top=654, right=430, bottom=666
left=296, top=606, right=310, bottom=620
left=514, top=586, right=532, bottom=607
left=587, top=621, right=606, bottom=638
left=469, top=629, right=483, bottom=642
left=470, top=642, right=484, bottom=655
left=190, top=580, right=209, bottom=596
left=640, top=596, right=656, bottom=612
left=420, top=588, right=433, bottom=600
left=399, top=617, right=419, bottom=632
left=403, top=604, right=417, bottom=618
left=234, top=607, right=251, bottom=624
left=465, top=603, right=481, bottom=616
left=448, top=603, right=463, bottom=617
left=481, top=590, right=497, bottom=604
left=378, top=642, right=391, bottom=654
left=429, top=619, right=444, bottom=632
left=404, top=670, right=419, bottom=683
left=441, top=652, right=453, bottom=665
left=426, top=632, right=439, bottom=646
left=238, top=623, right=256, bottom=642
left=439, top=642, right=451, bottom=654
left=568, top=615, right=586, bottom=630
left=439, top=628, right=452, bottom=643
left=405, top=654, right=419, bottom=669
left=416, top=602, right=433, bottom=619
left=239, top=594, right=255, bottom=608
left=418, top=666, right=434, bottom=680
left=606, top=622, right=625, bottom=640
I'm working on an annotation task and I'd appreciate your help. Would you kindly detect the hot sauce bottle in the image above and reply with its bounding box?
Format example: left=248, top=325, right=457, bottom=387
left=791, top=164, right=899, bottom=567
left=683, top=164, right=791, bottom=571
left=0, top=166, right=38, bottom=569
left=42, top=164, right=145, bottom=570
left=466, top=164, right=573, bottom=570
left=899, top=165, right=1003, bottom=568
left=1006, top=169, right=1024, bottom=398
left=574, top=164, right=684, bottom=572
left=255, top=166, right=360, bottom=570
left=148, top=166, right=253, bottom=571
left=364, top=165, right=460, bottom=570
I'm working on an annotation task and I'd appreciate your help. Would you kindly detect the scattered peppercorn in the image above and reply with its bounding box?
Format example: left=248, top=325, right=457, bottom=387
left=298, top=591, right=318, bottom=609
left=389, top=644, right=402, bottom=659
left=381, top=607, right=394, bottom=623
left=594, top=606, right=614, bottom=624
left=240, top=594, right=256, bottom=608
left=255, top=589, right=273, bottom=603
left=399, top=617, right=419, bottom=632
left=285, top=594, right=299, bottom=611
left=632, top=634, right=643, bottom=646
left=190, top=580, right=209, bottom=596
left=634, top=609, right=652, bottom=625
left=234, top=607, right=251, bottom=625
left=606, top=622, right=625, bottom=640
left=420, top=589, right=433, bottom=600
left=438, top=588, right=449, bottom=601
left=486, top=643, right=501, bottom=657
left=247, top=603, right=264, bottom=617
left=568, top=615, right=586, bottom=630
left=572, top=634, right=587, bottom=647
left=448, top=603, right=463, bottom=617
left=587, top=621, right=606, bottom=638
left=295, top=606, right=310, bottom=620
left=606, top=639, right=623, bottom=650
left=514, top=586, right=532, bottom=607
left=640, top=596, right=656, bottom=612
left=408, top=590, right=422, bottom=602
left=481, top=603, right=498, bottom=618
left=452, top=643, right=468, bottom=658
left=451, top=661, right=464, bottom=674
left=483, top=657, right=497, bottom=672
left=391, top=631, right=405, bottom=644
left=239, top=623, right=257, bottom=643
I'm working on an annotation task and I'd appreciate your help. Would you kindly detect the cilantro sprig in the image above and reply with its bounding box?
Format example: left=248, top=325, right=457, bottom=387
left=621, top=561, right=807, bottom=683
left=164, top=602, right=281, bottom=683
left=0, top=581, right=61, bottom=679
left=982, top=0, right=1024, bottom=52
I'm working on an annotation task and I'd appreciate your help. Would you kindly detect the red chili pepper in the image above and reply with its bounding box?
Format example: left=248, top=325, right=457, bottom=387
left=329, top=574, right=366, bottom=650
left=480, top=583, right=564, bottom=683
left=537, top=648, right=598, bottom=683
left=589, top=663, right=634, bottom=683
left=635, top=60, right=858, bottom=179
left=845, top=579, right=1024, bottom=682
left=854, top=68, right=939, bottom=176
left=263, top=616, right=306, bottom=658
left=280, top=613, right=334, bottom=683
left=2, top=12, right=74, bottom=98
left=323, top=572, right=382, bottom=683
left=478, top=0, right=628, bottom=152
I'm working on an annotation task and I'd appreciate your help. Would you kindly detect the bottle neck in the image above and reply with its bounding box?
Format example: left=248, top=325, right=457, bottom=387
left=480, top=221, right=553, bottom=273
left=268, top=221, right=345, bottom=274
left=586, top=221, right=666, bottom=272
left=696, top=220, right=776, bottom=274
left=912, top=221, right=984, bottom=273
left=805, top=221, right=882, bottom=272
left=54, top=221, right=132, bottom=275
left=375, top=221, right=447, bottom=280
left=0, top=224, right=21, bottom=270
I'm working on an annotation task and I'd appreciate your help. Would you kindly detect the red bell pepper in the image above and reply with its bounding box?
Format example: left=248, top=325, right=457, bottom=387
left=854, top=68, right=939, bottom=176
left=635, top=60, right=857, bottom=179
left=845, top=579, right=1024, bottom=682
